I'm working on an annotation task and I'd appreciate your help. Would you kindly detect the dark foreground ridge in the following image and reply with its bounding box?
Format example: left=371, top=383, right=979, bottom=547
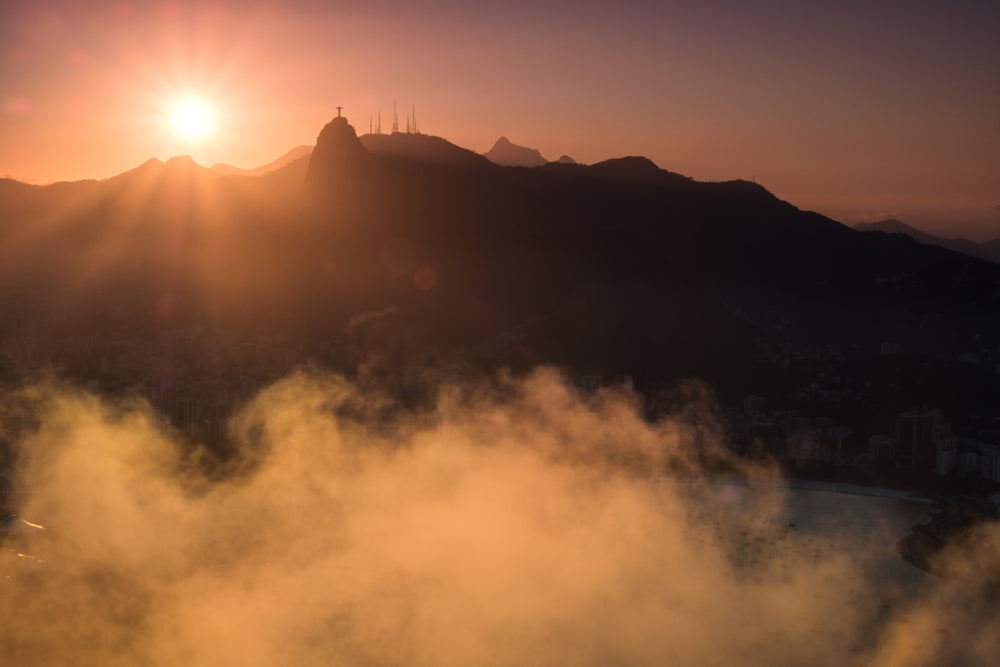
left=1, top=114, right=999, bottom=492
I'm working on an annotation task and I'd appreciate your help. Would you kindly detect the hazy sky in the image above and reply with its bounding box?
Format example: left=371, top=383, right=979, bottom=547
left=2, top=0, right=998, bottom=232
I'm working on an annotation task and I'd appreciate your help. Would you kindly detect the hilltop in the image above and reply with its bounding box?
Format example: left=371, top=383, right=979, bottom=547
left=484, top=136, right=548, bottom=167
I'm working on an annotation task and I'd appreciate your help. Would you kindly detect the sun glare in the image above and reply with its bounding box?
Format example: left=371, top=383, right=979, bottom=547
left=173, top=100, right=212, bottom=139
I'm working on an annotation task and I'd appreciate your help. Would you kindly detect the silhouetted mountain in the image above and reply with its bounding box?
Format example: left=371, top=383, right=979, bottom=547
left=484, top=136, right=547, bottom=167
left=304, top=116, right=369, bottom=192
left=360, top=132, right=491, bottom=168
left=209, top=163, right=244, bottom=176
left=553, top=155, right=577, bottom=165
left=103, top=157, right=164, bottom=183
left=854, top=219, right=1000, bottom=263
left=2, top=115, right=1000, bottom=407
left=243, top=146, right=312, bottom=176
left=983, top=238, right=1000, bottom=259
left=211, top=145, right=313, bottom=177
left=0, top=177, right=41, bottom=201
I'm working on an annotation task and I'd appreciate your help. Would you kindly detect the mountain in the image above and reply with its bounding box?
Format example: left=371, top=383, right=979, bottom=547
left=483, top=136, right=547, bottom=167
left=854, top=219, right=1000, bottom=263
left=360, top=132, right=491, bottom=168
left=210, top=162, right=245, bottom=176
left=304, top=116, right=371, bottom=192
left=2, top=115, right=1000, bottom=411
left=111, top=154, right=211, bottom=183
left=982, top=238, right=1000, bottom=260
left=552, top=155, right=577, bottom=165
left=211, top=145, right=313, bottom=177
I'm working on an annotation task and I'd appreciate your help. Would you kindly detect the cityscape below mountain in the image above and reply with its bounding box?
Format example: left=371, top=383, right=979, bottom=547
left=1, top=115, right=998, bottom=497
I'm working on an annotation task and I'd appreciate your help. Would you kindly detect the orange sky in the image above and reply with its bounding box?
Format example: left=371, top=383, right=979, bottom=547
left=2, top=0, right=998, bottom=237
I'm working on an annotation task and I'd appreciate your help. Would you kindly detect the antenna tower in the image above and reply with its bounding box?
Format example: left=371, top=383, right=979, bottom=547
left=392, top=99, right=399, bottom=134
left=412, top=102, right=417, bottom=134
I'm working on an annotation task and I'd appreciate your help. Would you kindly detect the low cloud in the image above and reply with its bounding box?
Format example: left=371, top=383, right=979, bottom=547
left=1, top=368, right=997, bottom=666
left=346, top=305, right=401, bottom=334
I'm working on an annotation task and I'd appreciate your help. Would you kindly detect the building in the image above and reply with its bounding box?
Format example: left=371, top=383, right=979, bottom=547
left=868, top=435, right=894, bottom=466
left=958, top=451, right=980, bottom=477
left=936, top=444, right=958, bottom=476
left=981, top=444, right=1000, bottom=483
left=895, top=409, right=943, bottom=470
left=743, top=394, right=765, bottom=416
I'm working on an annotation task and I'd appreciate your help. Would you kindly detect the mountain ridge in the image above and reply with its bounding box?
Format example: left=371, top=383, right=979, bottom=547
left=2, top=114, right=998, bottom=403
left=484, top=136, right=548, bottom=167
left=211, top=145, right=313, bottom=177
left=854, top=218, right=1000, bottom=263
left=360, top=132, right=491, bottom=168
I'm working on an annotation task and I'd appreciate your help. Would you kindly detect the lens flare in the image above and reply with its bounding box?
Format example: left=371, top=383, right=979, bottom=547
left=172, top=100, right=211, bottom=139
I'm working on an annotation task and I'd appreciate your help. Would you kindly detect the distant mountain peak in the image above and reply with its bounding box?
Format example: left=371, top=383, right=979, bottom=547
left=553, top=155, right=577, bottom=165
left=854, top=219, right=932, bottom=237
left=164, top=155, right=198, bottom=167
left=160, top=155, right=214, bottom=179
left=211, top=145, right=313, bottom=177
left=854, top=218, right=909, bottom=232
left=854, top=218, right=1000, bottom=264
left=484, top=136, right=547, bottom=167
left=210, top=162, right=243, bottom=175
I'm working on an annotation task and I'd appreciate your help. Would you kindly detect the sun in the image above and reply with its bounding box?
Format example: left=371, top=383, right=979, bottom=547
left=172, top=100, right=212, bottom=139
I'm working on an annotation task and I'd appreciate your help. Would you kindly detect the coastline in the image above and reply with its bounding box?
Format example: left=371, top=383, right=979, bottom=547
left=684, top=475, right=935, bottom=504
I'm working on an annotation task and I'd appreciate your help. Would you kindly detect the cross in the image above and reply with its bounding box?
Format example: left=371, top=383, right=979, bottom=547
left=336, top=106, right=343, bottom=118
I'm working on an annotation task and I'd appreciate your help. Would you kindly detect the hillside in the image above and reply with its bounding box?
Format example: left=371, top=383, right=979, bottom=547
left=854, top=219, right=1000, bottom=263
left=2, top=116, right=999, bottom=407
left=211, top=145, right=314, bottom=176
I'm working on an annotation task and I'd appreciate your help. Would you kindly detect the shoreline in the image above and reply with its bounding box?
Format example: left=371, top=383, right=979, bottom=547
left=682, top=475, right=936, bottom=504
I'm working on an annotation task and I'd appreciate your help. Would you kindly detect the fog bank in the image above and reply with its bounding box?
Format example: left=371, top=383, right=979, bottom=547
left=1, top=368, right=997, bottom=666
